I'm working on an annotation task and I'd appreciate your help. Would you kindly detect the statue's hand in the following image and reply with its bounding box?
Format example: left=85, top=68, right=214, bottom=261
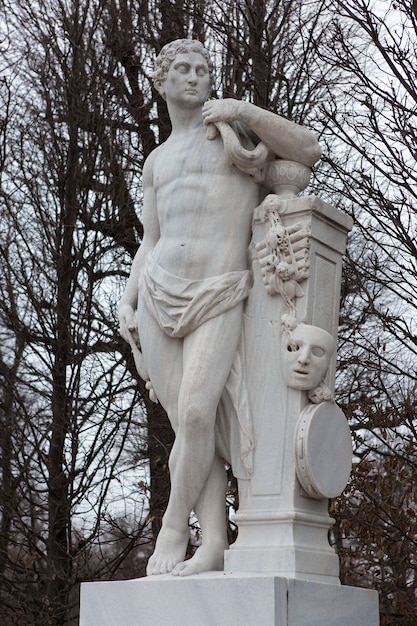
left=118, top=302, right=138, bottom=344
left=118, top=302, right=158, bottom=403
left=202, top=98, right=244, bottom=125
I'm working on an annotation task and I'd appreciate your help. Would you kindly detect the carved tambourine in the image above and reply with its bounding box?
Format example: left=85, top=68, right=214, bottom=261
left=294, top=402, right=352, bottom=499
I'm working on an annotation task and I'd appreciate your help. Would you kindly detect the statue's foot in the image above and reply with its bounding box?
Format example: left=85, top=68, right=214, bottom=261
left=171, top=540, right=227, bottom=577
left=146, top=527, right=189, bottom=576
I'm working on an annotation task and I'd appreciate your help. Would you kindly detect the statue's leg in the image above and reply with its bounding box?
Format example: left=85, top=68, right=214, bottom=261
left=137, top=303, right=190, bottom=575
left=152, top=303, right=242, bottom=576
left=171, top=453, right=228, bottom=576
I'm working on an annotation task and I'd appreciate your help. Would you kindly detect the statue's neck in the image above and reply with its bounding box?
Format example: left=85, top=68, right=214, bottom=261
left=167, top=103, right=204, bottom=134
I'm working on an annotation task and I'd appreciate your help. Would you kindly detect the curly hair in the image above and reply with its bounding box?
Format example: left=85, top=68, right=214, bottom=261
left=152, top=39, right=214, bottom=89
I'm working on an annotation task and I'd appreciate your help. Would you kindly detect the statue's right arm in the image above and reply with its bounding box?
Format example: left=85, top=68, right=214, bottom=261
left=202, top=99, right=321, bottom=167
left=118, top=149, right=161, bottom=343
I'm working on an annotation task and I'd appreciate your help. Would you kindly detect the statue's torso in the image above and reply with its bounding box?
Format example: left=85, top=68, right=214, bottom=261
left=151, top=126, right=260, bottom=279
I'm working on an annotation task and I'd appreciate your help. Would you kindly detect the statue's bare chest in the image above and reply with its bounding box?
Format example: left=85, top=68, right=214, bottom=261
left=153, top=132, right=230, bottom=193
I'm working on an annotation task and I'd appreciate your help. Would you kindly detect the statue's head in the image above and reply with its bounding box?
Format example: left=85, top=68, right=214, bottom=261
left=152, top=39, right=214, bottom=97
left=281, top=318, right=336, bottom=391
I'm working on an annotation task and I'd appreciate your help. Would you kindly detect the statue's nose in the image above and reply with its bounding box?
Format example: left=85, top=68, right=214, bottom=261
left=297, top=345, right=311, bottom=365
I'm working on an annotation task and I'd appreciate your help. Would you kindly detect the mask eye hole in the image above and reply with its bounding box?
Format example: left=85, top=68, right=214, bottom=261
left=312, top=347, right=325, bottom=357
left=287, top=343, right=300, bottom=352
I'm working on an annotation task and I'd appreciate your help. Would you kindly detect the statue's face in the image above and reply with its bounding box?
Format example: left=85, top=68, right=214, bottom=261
left=282, top=323, right=336, bottom=391
left=157, top=52, right=211, bottom=107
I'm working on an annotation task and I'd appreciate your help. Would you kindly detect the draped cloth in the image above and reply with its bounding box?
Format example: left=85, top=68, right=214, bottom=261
left=141, top=252, right=252, bottom=338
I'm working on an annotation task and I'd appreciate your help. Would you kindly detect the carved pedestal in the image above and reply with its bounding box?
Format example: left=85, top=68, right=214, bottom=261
left=224, top=195, right=353, bottom=583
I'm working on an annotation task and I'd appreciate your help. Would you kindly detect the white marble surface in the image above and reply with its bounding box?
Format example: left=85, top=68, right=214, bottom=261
left=224, top=195, right=353, bottom=581
left=92, top=36, right=376, bottom=626
left=117, top=39, right=334, bottom=579
left=80, top=573, right=379, bottom=625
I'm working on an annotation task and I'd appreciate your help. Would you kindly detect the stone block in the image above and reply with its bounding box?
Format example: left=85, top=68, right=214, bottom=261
left=80, top=572, right=379, bottom=626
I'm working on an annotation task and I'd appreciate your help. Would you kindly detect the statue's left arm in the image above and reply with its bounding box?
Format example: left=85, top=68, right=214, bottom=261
left=202, top=99, right=321, bottom=168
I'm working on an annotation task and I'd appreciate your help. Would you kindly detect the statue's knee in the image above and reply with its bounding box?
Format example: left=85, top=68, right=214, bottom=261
left=179, top=399, right=214, bottom=434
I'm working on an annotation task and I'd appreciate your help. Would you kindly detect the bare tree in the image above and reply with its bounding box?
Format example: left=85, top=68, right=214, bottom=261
left=4, top=0, right=414, bottom=624
left=317, top=1, right=417, bottom=622
left=0, top=1, right=151, bottom=623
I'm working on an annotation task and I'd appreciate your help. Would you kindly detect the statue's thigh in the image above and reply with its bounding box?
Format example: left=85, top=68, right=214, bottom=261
left=180, top=303, right=243, bottom=406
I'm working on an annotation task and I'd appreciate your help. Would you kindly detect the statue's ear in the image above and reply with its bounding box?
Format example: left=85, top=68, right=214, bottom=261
left=154, top=79, right=165, bottom=99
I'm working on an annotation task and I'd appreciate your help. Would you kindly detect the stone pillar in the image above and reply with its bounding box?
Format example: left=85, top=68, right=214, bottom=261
left=224, top=162, right=354, bottom=583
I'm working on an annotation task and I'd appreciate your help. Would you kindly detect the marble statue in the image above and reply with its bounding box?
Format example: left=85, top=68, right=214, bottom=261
left=82, top=38, right=378, bottom=626
left=119, top=38, right=324, bottom=578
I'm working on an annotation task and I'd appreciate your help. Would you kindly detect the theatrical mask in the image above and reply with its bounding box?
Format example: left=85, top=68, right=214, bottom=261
left=282, top=323, right=336, bottom=391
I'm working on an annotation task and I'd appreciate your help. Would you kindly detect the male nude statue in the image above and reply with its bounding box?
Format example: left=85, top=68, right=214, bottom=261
left=118, top=39, right=321, bottom=577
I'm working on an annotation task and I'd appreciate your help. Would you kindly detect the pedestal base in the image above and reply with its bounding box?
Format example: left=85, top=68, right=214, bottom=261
left=80, top=572, right=379, bottom=626
left=224, top=546, right=340, bottom=584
